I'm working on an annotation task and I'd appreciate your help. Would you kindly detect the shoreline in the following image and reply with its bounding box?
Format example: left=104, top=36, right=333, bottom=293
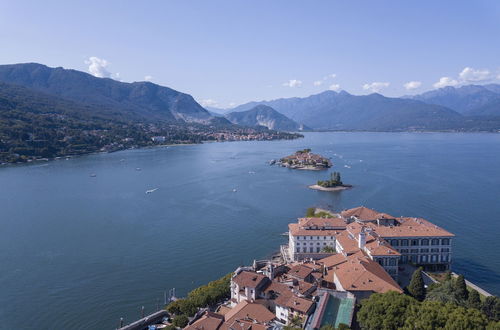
left=308, top=184, right=352, bottom=191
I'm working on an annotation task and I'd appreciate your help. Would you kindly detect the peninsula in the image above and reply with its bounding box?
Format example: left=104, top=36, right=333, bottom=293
left=309, top=172, right=352, bottom=191
left=276, top=149, right=332, bottom=170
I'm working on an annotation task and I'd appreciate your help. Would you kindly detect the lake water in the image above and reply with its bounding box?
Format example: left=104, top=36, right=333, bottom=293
left=1, top=132, right=499, bottom=330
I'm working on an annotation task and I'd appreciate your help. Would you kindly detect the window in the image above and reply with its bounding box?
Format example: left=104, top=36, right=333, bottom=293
left=391, top=240, right=399, bottom=246
left=411, top=249, right=419, bottom=253
left=431, top=239, right=439, bottom=245
left=411, top=255, right=417, bottom=263
left=309, top=247, right=314, bottom=253
left=401, top=240, right=409, bottom=246
left=442, top=238, right=450, bottom=245
left=431, top=255, right=437, bottom=262
left=441, top=248, right=450, bottom=252
left=316, top=247, right=320, bottom=253
left=431, top=248, right=439, bottom=253
left=400, top=249, right=409, bottom=253
left=421, top=239, right=429, bottom=246
left=411, top=239, right=420, bottom=246
left=421, top=255, right=428, bottom=263
left=420, top=248, right=429, bottom=253
left=302, top=248, right=307, bottom=253
left=389, top=258, right=397, bottom=266
left=317, top=242, right=320, bottom=245
left=297, top=242, right=301, bottom=246
left=296, top=248, right=300, bottom=253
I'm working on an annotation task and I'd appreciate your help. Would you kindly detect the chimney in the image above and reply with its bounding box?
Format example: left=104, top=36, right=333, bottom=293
left=358, top=229, right=366, bottom=249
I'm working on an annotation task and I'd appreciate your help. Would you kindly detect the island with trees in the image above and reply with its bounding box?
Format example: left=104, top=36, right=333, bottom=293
left=309, top=172, right=352, bottom=191
left=276, top=149, right=332, bottom=170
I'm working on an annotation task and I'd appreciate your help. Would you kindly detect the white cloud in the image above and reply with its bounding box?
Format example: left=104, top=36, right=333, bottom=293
left=313, top=80, right=323, bottom=86
left=329, top=84, right=341, bottom=92
left=362, top=82, right=390, bottom=93
left=228, top=102, right=236, bottom=107
left=282, top=79, right=302, bottom=88
left=433, top=76, right=459, bottom=88
left=144, top=75, right=153, bottom=81
left=404, top=81, right=422, bottom=90
left=85, top=56, right=112, bottom=78
left=199, top=99, right=219, bottom=107
left=323, top=73, right=336, bottom=80
left=459, top=67, right=491, bottom=82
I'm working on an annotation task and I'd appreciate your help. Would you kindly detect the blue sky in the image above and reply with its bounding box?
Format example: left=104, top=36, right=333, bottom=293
left=1, top=0, right=499, bottom=108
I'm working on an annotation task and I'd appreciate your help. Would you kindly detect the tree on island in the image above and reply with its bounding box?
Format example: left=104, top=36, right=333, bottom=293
left=306, top=207, right=316, bottom=217
left=408, top=267, right=426, bottom=301
left=357, top=291, right=417, bottom=329
left=455, top=274, right=469, bottom=301
left=482, top=296, right=500, bottom=322
left=317, top=172, right=343, bottom=188
left=467, top=289, right=482, bottom=310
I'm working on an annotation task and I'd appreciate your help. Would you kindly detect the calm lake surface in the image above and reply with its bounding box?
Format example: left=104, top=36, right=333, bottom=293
left=1, top=132, right=500, bottom=330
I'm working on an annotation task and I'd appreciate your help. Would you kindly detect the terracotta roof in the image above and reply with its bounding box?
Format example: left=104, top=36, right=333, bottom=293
left=335, top=230, right=361, bottom=255
left=232, top=271, right=269, bottom=288
left=224, top=301, right=275, bottom=325
left=289, top=223, right=342, bottom=236
left=186, top=312, right=224, bottom=330
left=282, top=295, right=314, bottom=314
left=364, top=237, right=400, bottom=256
left=295, top=280, right=315, bottom=295
left=298, top=217, right=347, bottom=229
left=287, top=264, right=314, bottom=280
left=221, top=319, right=268, bottom=330
left=332, top=253, right=402, bottom=294
left=341, top=206, right=395, bottom=221
left=319, top=253, right=349, bottom=269
left=368, top=217, right=455, bottom=238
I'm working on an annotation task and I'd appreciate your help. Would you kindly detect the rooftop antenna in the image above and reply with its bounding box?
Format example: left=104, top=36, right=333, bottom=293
left=119, top=317, right=124, bottom=328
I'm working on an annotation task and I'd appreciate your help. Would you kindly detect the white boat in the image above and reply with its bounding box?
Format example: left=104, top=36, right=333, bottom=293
left=232, top=188, right=237, bottom=192
left=146, top=188, right=158, bottom=194
left=136, top=167, right=142, bottom=171
left=344, top=165, right=351, bottom=168
left=90, top=173, right=97, bottom=177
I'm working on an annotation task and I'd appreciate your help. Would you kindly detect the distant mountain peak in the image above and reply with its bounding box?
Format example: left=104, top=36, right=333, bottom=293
left=225, top=104, right=307, bottom=131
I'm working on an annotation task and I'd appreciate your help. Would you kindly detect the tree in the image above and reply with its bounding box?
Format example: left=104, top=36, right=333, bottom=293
left=306, top=207, right=316, bottom=217
left=320, top=325, right=335, bottom=330
left=467, top=290, right=482, bottom=310
left=408, top=267, right=426, bottom=301
left=482, top=296, right=500, bottom=322
left=322, top=246, right=335, bottom=253
left=454, top=274, right=469, bottom=301
left=402, top=300, right=488, bottom=330
left=172, top=314, right=189, bottom=328
left=337, top=324, right=350, bottom=330
left=426, top=280, right=460, bottom=305
left=357, top=291, right=417, bottom=330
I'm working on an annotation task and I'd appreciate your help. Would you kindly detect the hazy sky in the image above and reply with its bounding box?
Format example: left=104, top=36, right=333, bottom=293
left=1, top=0, right=499, bottom=108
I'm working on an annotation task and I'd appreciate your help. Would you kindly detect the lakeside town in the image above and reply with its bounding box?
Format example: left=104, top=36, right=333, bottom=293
left=118, top=206, right=499, bottom=330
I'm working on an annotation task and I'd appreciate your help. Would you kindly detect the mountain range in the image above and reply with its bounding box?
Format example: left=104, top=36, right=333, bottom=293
left=227, top=86, right=500, bottom=131
left=0, top=63, right=215, bottom=124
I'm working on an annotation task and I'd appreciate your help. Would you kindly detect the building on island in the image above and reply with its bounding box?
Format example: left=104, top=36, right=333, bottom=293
left=287, top=206, right=454, bottom=273
left=288, top=217, right=346, bottom=261
left=182, top=206, right=454, bottom=330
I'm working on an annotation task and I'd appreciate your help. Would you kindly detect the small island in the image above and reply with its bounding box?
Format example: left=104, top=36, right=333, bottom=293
left=277, top=148, right=332, bottom=170
left=309, top=171, right=352, bottom=191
